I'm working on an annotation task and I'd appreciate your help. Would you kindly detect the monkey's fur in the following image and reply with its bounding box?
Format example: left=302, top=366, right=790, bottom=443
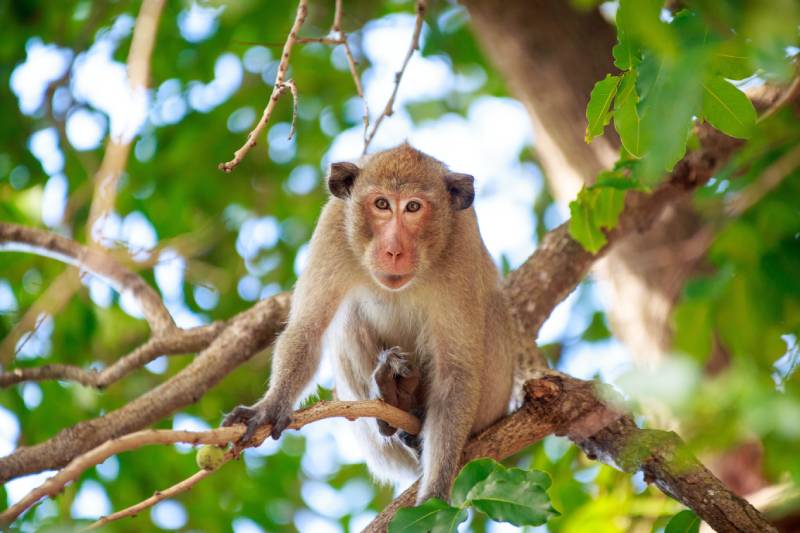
left=223, top=144, right=539, bottom=503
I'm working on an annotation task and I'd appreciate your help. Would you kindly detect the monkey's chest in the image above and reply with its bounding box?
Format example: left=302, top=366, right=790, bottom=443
left=358, top=295, right=428, bottom=357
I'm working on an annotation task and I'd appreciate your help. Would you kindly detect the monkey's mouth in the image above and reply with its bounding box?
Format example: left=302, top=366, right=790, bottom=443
left=375, top=272, right=414, bottom=290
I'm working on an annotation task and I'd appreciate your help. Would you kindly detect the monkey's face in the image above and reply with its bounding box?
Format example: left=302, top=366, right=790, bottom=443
left=326, top=144, right=476, bottom=292
left=359, top=189, right=431, bottom=290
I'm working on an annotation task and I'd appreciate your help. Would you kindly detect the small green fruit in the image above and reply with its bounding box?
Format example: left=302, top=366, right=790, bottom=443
left=196, top=445, right=225, bottom=471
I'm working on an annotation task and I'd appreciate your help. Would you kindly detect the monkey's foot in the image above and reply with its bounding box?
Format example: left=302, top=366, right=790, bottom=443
left=397, top=430, right=422, bottom=455
left=372, top=347, right=421, bottom=437
left=221, top=402, right=292, bottom=449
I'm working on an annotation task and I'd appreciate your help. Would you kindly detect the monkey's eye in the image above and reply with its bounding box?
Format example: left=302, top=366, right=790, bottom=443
left=374, top=197, right=390, bottom=210
left=405, top=200, right=421, bottom=213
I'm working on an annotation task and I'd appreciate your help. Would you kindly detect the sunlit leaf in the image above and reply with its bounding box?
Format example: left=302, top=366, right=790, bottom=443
left=701, top=76, right=757, bottom=139
left=468, top=468, right=558, bottom=526
left=613, top=31, right=641, bottom=70
left=451, top=458, right=497, bottom=506
left=585, top=74, right=621, bottom=143
left=614, top=71, right=645, bottom=158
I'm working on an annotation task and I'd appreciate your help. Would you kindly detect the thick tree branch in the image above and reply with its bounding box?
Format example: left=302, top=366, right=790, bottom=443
left=504, top=121, right=743, bottom=338
left=0, top=293, right=291, bottom=483
left=1, top=399, right=419, bottom=527
left=0, top=223, right=175, bottom=338
left=0, top=322, right=224, bottom=389
left=364, top=374, right=776, bottom=533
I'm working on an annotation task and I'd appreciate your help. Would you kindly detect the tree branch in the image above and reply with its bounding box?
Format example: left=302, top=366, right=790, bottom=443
left=331, top=0, right=369, bottom=144
left=0, top=293, right=291, bottom=483
left=0, top=223, right=175, bottom=338
left=504, top=122, right=743, bottom=339
left=364, top=373, right=777, bottom=533
left=218, top=0, right=308, bottom=172
left=0, top=399, right=420, bottom=527
left=0, top=322, right=224, bottom=389
left=362, top=0, right=427, bottom=154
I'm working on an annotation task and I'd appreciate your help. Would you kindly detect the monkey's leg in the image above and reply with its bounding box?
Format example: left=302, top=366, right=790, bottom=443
left=371, top=347, right=421, bottom=437
left=418, top=360, right=481, bottom=504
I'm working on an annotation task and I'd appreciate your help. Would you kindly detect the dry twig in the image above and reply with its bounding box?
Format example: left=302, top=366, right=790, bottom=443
left=362, top=0, right=427, bottom=154
left=331, top=0, right=370, bottom=144
left=219, top=0, right=308, bottom=172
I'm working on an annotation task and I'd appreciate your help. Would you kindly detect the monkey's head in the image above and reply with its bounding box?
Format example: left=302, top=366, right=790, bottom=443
left=327, top=144, right=474, bottom=291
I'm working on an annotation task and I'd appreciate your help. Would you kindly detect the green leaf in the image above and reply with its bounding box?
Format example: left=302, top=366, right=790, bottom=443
left=389, top=499, right=468, bottom=533
left=451, top=458, right=498, bottom=506
left=612, top=31, right=640, bottom=70
left=595, top=170, right=640, bottom=190
left=569, top=193, right=607, bottom=253
left=568, top=186, right=627, bottom=253
left=614, top=71, right=645, bottom=158
left=665, top=510, right=700, bottom=533
left=617, top=0, right=677, bottom=58
left=636, top=51, right=706, bottom=184
left=701, top=76, right=757, bottom=139
left=585, top=74, right=621, bottom=143
left=711, top=39, right=754, bottom=80
left=590, top=187, right=626, bottom=229
left=468, top=468, right=558, bottom=527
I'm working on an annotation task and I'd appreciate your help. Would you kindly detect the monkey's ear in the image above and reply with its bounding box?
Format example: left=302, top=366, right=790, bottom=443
left=444, top=173, right=475, bottom=210
left=327, top=162, right=360, bottom=199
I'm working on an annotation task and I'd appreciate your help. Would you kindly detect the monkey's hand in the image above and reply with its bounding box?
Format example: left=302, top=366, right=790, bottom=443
left=371, top=347, right=421, bottom=437
left=221, top=398, right=292, bottom=448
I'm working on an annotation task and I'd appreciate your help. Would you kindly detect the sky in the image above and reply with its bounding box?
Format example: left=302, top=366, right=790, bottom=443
left=2, top=2, right=633, bottom=531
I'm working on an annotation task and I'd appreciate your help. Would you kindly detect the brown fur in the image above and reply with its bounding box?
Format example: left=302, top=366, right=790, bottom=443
left=223, top=144, right=539, bottom=503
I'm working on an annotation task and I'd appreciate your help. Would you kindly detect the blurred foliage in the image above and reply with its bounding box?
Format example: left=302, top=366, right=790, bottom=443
left=0, top=0, right=799, bottom=532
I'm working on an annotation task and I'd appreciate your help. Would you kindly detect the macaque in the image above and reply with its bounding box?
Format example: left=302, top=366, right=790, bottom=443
left=223, top=144, right=538, bottom=503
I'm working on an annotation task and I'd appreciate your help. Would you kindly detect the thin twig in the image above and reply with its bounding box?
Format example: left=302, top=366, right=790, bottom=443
left=0, top=399, right=420, bottom=527
left=331, top=0, right=370, bottom=144
left=0, top=223, right=175, bottom=337
left=362, top=0, right=427, bottom=154
left=219, top=0, right=308, bottom=172
left=0, top=269, right=82, bottom=365
left=86, top=466, right=220, bottom=530
left=0, top=322, right=224, bottom=389
left=284, top=79, right=299, bottom=140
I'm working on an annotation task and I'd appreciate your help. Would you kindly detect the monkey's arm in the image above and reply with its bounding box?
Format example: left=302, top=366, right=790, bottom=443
left=223, top=205, right=351, bottom=445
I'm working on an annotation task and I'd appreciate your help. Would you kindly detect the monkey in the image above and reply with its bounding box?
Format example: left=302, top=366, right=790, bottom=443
left=222, top=143, right=539, bottom=504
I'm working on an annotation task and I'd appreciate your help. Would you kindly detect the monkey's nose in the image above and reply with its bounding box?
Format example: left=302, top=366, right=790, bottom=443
left=386, top=249, right=402, bottom=260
